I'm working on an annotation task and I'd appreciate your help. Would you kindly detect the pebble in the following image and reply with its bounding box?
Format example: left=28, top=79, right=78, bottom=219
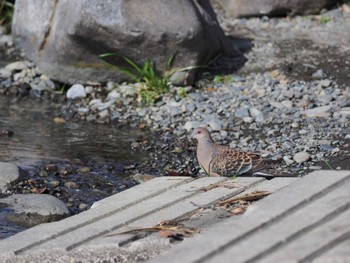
left=312, top=69, right=326, bottom=78
left=302, top=105, right=332, bottom=118
left=64, top=181, right=80, bottom=189
left=283, top=156, right=294, bottom=165
left=0, top=162, right=20, bottom=193
left=5, top=61, right=31, bottom=72
left=208, top=120, right=223, bottom=130
left=293, top=152, right=311, bottom=163
left=235, top=107, right=250, bottom=118
left=67, top=84, right=86, bottom=99
left=184, top=121, right=201, bottom=131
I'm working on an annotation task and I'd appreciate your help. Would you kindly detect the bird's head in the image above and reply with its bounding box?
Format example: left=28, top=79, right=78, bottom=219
left=192, top=127, right=211, bottom=141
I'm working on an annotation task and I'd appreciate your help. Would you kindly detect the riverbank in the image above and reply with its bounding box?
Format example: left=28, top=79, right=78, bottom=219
left=1, top=3, right=350, bottom=238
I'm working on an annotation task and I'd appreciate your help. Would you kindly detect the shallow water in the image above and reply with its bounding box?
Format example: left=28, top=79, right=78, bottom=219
left=0, top=96, right=146, bottom=166
left=0, top=95, right=149, bottom=239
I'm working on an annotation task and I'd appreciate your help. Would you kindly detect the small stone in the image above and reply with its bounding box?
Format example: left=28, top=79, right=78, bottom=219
left=302, top=106, right=332, bottom=118
left=283, top=156, right=294, bottom=165
left=243, top=117, right=253, bottom=123
left=312, top=69, right=326, bottom=79
left=79, top=203, right=88, bottom=210
left=337, top=107, right=350, bottom=115
left=293, top=152, right=310, bottom=163
left=54, top=117, right=66, bottom=123
left=30, top=79, right=55, bottom=91
left=281, top=100, right=293, bottom=108
left=85, top=86, right=94, bottom=94
left=107, top=89, right=121, bottom=99
left=298, top=129, right=308, bottom=135
left=291, top=122, right=299, bottom=128
left=235, top=107, right=250, bottom=118
left=64, top=181, right=79, bottom=189
left=98, top=109, right=109, bottom=119
left=184, top=121, right=201, bottom=131
left=309, top=166, right=322, bottom=170
left=5, top=61, right=29, bottom=72
left=79, top=167, right=91, bottom=173
left=66, top=84, right=86, bottom=99
left=130, top=142, right=141, bottom=149
left=319, top=79, right=332, bottom=87
left=186, top=103, right=196, bottom=113
left=119, top=85, right=136, bottom=97
left=208, top=120, right=223, bottom=130
left=49, top=180, right=60, bottom=187
left=249, top=107, right=261, bottom=118
left=0, top=68, right=12, bottom=78
left=255, top=112, right=268, bottom=123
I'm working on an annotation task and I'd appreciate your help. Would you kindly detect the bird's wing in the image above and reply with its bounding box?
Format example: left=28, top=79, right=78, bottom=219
left=210, top=147, right=263, bottom=176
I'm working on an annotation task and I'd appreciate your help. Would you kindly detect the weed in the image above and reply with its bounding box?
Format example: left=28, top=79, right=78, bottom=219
left=100, top=52, right=221, bottom=105
left=177, top=87, right=188, bottom=98
left=59, top=83, right=68, bottom=94
left=323, top=159, right=333, bottom=170
left=0, top=0, right=14, bottom=26
left=213, top=75, right=235, bottom=84
left=319, top=16, right=331, bottom=24
left=100, top=54, right=170, bottom=105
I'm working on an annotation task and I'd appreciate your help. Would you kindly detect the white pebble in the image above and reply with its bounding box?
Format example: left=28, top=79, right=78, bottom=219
left=67, top=84, right=86, bottom=99
left=293, top=152, right=310, bottom=163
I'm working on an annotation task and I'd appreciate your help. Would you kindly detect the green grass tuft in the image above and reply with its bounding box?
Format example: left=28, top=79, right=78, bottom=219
left=100, top=54, right=170, bottom=105
left=0, top=0, right=14, bottom=26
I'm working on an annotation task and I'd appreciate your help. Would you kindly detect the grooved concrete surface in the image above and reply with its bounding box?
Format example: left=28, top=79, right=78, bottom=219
left=0, top=170, right=349, bottom=263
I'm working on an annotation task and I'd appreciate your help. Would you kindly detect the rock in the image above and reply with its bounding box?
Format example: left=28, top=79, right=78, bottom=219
left=119, top=85, right=136, bottom=98
left=169, top=71, right=195, bottom=86
left=319, top=79, right=332, bottom=87
left=283, top=156, right=294, bottom=165
left=30, top=78, right=56, bottom=91
left=214, top=0, right=338, bottom=18
left=337, top=107, right=350, bottom=115
left=243, top=116, right=254, bottom=123
left=64, top=181, right=80, bottom=189
left=302, top=105, right=332, bottom=118
left=0, top=194, right=69, bottom=227
left=249, top=107, right=261, bottom=118
left=293, top=151, right=310, bottom=163
left=0, top=68, right=12, bottom=78
left=107, top=89, right=121, bottom=100
left=281, top=100, right=293, bottom=108
left=4, top=61, right=31, bottom=72
left=312, top=69, right=326, bottom=79
left=67, top=84, right=86, bottom=99
left=235, top=107, right=250, bottom=118
left=0, top=162, right=21, bottom=193
left=208, top=120, right=223, bottom=130
left=12, top=0, right=240, bottom=84
left=255, top=112, right=268, bottom=123
left=184, top=121, right=202, bottom=132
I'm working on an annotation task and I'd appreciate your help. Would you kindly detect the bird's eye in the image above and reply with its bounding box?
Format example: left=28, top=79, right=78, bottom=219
left=198, top=131, right=201, bottom=134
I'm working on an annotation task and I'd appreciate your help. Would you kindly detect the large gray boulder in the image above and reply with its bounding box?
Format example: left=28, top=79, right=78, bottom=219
left=12, top=0, right=240, bottom=85
left=213, top=0, right=339, bottom=18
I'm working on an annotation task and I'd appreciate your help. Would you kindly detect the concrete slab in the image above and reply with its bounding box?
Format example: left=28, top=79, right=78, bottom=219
left=0, top=176, right=191, bottom=253
left=3, top=171, right=347, bottom=263
left=151, top=170, right=350, bottom=263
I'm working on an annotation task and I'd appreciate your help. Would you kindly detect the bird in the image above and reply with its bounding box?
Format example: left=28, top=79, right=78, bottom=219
left=192, top=127, right=292, bottom=177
